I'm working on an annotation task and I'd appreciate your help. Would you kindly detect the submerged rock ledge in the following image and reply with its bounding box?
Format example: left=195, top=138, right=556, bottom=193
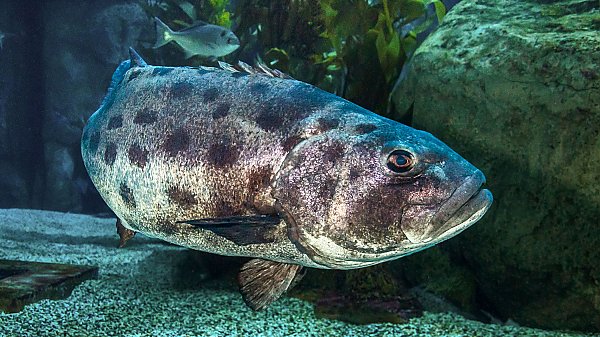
left=0, top=209, right=592, bottom=337
left=393, top=0, right=600, bottom=332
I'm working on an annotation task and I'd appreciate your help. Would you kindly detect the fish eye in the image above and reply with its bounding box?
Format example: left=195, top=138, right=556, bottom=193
left=227, top=38, right=233, bottom=44
left=386, top=150, right=415, bottom=174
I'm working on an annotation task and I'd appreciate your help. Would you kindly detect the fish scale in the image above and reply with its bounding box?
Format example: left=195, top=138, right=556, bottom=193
left=82, top=48, right=492, bottom=310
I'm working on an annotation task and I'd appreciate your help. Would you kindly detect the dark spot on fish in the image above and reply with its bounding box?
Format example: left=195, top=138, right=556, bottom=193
left=159, top=222, right=179, bottom=236
left=202, top=87, right=219, bottom=102
left=152, top=67, right=174, bottom=76
left=211, top=198, right=241, bottom=217
left=119, top=183, right=136, bottom=208
left=281, top=134, right=304, bottom=152
left=167, top=186, right=197, bottom=207
left=170, top=81, right=193, bottom=99
left=355, top=123, right=378, bottom=134
left=249, top=81, right=268, bottom=94
left=107, top=115, right=123, bottom=129
left=315, top=176, right=337, bottom=203
left=244, top=167, right=275, bottom=212
left=247, top=168, right=272, bottom=194
left=349, top=168, right=361, bottom=180
left=287, top=83, right=329, bottom=108
left=127, top=145, right=148, bottom=169
left=232, top=72, right=247, bottom=78
left=134, top=108, right=158, bottom=125
left=350, top=186, right=407, bottom=241
left=212, top=102, right=230, bottom=119
left=271, top=94, right=314, bottom=126
left=88, top=132, right=100, bottom=154
left=104, top=143, right=117, bottom=166
left=317, top=117, right=340, bottom=132
left=207, top=140, right=239, bottom=167
left=323, top=141, right=345, bottom=164
left=162, top=127, right=190, bottom=156
left=127, top=69, right=141, bottom=82
left=256, top=106, right=284, bottom=132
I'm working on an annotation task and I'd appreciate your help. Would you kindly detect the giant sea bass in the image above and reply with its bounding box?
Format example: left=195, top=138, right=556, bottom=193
left=81, top=49, right=493, bottom=310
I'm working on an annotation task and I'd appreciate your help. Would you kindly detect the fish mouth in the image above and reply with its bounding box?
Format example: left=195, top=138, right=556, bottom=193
left=421, top=170, right=493, bottom=243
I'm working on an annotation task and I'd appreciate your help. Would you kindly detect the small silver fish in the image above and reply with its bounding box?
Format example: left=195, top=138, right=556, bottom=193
left=153, top=17, right=240, bottom=58
left=82, top=49, right=493, bottom=310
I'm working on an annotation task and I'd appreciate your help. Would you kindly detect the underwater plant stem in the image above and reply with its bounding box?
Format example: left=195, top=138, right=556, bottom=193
left=382, top=0, right=394, bottom=35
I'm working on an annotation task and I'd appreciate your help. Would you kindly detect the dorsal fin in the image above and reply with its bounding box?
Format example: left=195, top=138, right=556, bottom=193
left=218, top=60, right=293, bottom=79
left=179, top=20, right=209, bottom=31
left=128, top=47, right=147, bottom=68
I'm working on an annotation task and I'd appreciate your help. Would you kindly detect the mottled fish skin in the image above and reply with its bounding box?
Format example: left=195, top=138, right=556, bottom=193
left=82, top=53, right=492, bottom=271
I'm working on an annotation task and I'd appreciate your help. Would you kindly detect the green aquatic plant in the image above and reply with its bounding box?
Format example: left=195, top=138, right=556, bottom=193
left=144, top=0, right=232, bottom=28
left=145, top=0, right=446, bottom=114
left=312, top=0, right=446, bottom=114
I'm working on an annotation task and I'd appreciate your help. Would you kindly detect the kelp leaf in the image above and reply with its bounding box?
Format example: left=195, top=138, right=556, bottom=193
left=375, top=27, right=401, bottom=83
left=432, top=0, right=446, bottom=24
left=398, top=0, right=427, bottom=22
left=177, top=1, right=196, bottom=20
left=401, top=33, right=418, bottom=57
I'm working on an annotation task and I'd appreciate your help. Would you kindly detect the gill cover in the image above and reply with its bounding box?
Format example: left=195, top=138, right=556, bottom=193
left=273, top=132, right=409, bottom=269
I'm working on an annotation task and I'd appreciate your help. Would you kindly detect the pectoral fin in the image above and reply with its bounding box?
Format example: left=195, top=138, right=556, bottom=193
left=116, top=218, right=136, bottom=248
left=180, top=215, right=281, bottom=246
left=237, top=259, right=304, bottom=311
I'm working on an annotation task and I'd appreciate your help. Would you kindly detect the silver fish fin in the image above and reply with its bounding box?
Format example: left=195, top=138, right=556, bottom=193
left=128, top=47, right=147, bottom=68
left=180, top=215, right=281, bottom=246
left=154, top=17, right=174, bottom=48
left=237, top=259, right=303, bottom=310
left=217, top=60, right=293, bottom=79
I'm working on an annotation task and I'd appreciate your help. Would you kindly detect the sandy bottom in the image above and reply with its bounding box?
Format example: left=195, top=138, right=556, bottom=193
left=0, top=209, right=592, bottom=337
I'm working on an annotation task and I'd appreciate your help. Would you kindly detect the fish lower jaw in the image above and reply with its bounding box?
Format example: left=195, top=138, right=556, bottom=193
left=425, top=188, right=493, bottom=243
left=300, top=232, right=438, bottom=270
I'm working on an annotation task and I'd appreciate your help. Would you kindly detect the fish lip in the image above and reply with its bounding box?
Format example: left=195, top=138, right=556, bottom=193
left=422, top=171, right=493, bottom=243
left=431, top=188, right=492, bottom=241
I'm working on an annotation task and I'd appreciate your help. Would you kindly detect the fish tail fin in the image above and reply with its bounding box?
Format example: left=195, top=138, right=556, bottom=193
left=154, top=17, right=174, bottom=48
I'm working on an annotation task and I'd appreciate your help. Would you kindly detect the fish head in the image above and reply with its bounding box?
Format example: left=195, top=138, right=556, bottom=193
left=214, top=28, right=240, bottom=55
left=273, top=110, right=492, bottom=269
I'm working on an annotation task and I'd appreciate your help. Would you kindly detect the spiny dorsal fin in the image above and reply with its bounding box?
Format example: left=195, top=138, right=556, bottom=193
left=129, top=47, right=147, bottom=67
left=217, top=60, right=293, bottom=79
left=237, top=259, right=303, bottom=310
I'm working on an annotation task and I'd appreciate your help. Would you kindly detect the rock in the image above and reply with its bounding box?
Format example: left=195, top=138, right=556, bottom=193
left=314, top=294, right=422, bottom=325
left=0, top=259, right=98, bottom=313
left=43, top=143, right=78, bottom=212
left=41, top=0, right=153, bottom=212
left=392, top=0, right=600, bottom=332
left=292, top=263, right=425, bottom=324
left=0, top=1, right=44, bottom=208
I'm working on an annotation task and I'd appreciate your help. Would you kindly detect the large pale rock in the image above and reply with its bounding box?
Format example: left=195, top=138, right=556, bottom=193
left=392, top=0, right=600, bottom=332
